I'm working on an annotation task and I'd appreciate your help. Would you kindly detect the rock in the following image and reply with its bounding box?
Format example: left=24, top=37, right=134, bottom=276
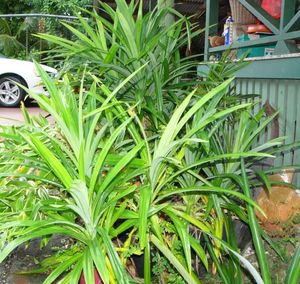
left=256, top=169, right=300, bottom=236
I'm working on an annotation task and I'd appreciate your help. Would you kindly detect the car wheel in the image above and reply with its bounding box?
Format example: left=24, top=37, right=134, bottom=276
left=0, top=76, right=26, bottom=107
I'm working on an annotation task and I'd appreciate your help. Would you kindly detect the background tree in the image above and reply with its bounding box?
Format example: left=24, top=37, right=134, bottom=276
left=0, top=0, right=93, bottom=58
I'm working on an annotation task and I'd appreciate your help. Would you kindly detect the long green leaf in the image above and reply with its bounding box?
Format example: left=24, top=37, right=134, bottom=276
left=285, top=245, right=300, bottom=284
left=25, top=134, right=73, bottom=189
left=151, top=234, right=200, bottom=284
left=98, top=228, right=129, bottom=284
left=167, top=210, right=192, bottom=273
left=90, top=117, right=132, bottom=191
left=241, top=158, right=271, bottom=284
left=43, top=254, right=82, bottom=284
left=138, top=185, right=151, bottom=249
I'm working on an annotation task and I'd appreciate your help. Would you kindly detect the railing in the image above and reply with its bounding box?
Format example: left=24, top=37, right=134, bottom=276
left=201, top=1, right=300, bottom=186
left=204, top=0, right=300, bottom=60
left=0, top=14, right=80, bottom=20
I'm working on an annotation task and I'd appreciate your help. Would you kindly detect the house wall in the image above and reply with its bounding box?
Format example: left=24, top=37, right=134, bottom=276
left=235, top=78, right=300, bottom=186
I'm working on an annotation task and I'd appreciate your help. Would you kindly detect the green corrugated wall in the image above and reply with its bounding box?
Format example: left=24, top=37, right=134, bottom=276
left=235, top=78, right=300, bottom=187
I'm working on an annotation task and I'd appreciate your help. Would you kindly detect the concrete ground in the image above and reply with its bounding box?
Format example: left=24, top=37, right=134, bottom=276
left=0, top=104, right=49, bottom=126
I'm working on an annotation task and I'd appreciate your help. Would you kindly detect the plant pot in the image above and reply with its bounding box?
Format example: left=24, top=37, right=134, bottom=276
left=79, top=268, right=102, bottom=284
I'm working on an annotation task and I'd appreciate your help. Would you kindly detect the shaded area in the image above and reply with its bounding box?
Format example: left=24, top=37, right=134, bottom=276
left=0, top=236, right=72, bottom=284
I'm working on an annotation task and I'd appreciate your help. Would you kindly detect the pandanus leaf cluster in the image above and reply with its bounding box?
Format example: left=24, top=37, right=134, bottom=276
left=0, top=0, right=299, bottom=283
left=0, top=65, right=287, bottom=283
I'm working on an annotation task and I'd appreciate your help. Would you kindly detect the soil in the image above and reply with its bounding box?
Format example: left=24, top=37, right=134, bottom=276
left=201, top=229, right=300, bottom=284
left=0, top=236, right=72, bottom=284
left=243, top=232, right=300, bottom=284
left=0, top=231, right=299, bottom=284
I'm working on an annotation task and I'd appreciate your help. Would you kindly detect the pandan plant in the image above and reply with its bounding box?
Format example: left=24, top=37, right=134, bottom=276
left=0, top=64, right=290, bottom=284
left=0, top=0, right=299, bottom=283
left=37, top=0, right=202, bottom=130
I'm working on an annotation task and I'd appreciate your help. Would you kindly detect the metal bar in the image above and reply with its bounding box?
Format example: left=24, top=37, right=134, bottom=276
left=204, top=0, right=219, bottom=61
left=280, top=0, right=297, bottom=30
left=239, top=0, right=280, bottom=34
left=209, top=30, right=300, bottom=52
left=0, top=13, right=81, bottom=20
left=274, top=40, right=299, bottom=55
left=284, top=10, right=300, bottom=32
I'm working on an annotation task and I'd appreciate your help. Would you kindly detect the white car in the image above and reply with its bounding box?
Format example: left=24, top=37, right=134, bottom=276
left=0, top=54, right=57, bottom=107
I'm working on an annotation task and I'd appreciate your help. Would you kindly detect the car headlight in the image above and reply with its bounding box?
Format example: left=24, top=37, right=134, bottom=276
left=33, top=69, right=57, bottom=81
left=46, top=71, right=57, bottom=79
left=33, top=64, right=58, bottom=79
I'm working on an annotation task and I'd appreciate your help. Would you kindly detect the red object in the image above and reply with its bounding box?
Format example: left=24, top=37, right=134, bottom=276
left=261, top=0, right=282, bottom=19
left=247, top=24, right=271, bottom=34
left=80, top=269, right=102, bottom=284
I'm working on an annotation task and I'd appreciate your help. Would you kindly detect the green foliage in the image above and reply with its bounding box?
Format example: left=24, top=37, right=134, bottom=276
left=22, top=0, right=92, bottom=14
left=0, top=1, right=299, bottom=283
left=0, top=0, right=31, bottom=14
left=0, top=0, right=91, bottom=15
left=37, top=1, right=201, bottom=129
left=0, top=0, right=93, bottom=59
left=0, top=65, right=277, bottom=283
left=152, top=251, right=185, bottom=284
left=285, top=245, right=300, bottom=284
left=0, top=19, right=25, bottom=57
left=0, top=17, right=42, bottom=59
left=0, top=1, right=32, bottom=54
left=241, top=158, right=271, bottom=284
left=0, top=65, right=149, bottom=283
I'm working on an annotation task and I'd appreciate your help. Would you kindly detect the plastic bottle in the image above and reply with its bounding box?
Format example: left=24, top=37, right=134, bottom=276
left=223, top=16, right=234, bottom=45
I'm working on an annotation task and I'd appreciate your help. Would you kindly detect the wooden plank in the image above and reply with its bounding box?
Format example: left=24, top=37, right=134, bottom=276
left=230, top=78, right=300, bottom=186
left=282, top=80, right=292, bottom=167
left=274, top=40, right=299, bottom=55
left=253, top=79, right=263, bottom=147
